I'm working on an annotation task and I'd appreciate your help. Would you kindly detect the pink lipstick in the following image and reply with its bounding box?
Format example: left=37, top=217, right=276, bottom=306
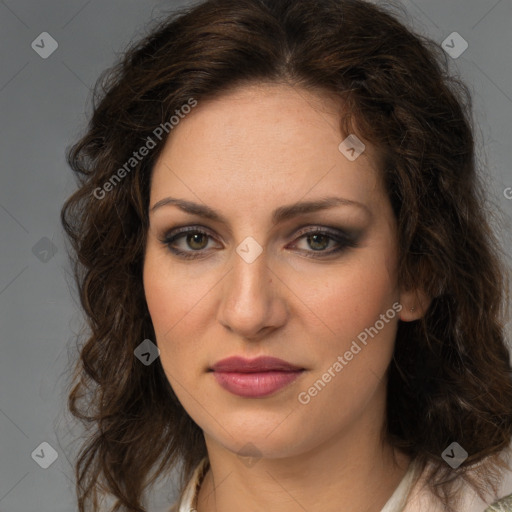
left=209, top=356, right=305, bottom=398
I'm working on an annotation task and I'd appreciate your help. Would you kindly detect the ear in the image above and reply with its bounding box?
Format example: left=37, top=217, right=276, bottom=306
left=398, top=287, right=432, bottom=322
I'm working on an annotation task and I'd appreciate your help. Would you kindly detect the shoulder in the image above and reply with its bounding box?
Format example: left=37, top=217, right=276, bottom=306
left=484, top=492, right=512, bottom=512
left=403, top=451, right=512, bottom=512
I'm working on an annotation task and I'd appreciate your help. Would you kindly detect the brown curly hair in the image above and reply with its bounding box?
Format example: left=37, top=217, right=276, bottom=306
left=60, top=0, right=512, bottom=510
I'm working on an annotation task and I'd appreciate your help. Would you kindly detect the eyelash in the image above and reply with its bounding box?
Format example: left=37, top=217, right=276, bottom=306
left=158, top=225, right=359, bottom=260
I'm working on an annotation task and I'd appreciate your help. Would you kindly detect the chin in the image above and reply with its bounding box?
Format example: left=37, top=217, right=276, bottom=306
left=211, top=426, right=308, bottom=460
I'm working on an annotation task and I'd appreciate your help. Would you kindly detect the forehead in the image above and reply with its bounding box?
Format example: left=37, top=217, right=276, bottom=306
left=149, top=83, right=384, bottom=215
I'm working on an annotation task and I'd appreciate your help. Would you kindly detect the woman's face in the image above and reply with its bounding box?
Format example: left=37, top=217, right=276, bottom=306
left=143, top=83, right=415, bottom=460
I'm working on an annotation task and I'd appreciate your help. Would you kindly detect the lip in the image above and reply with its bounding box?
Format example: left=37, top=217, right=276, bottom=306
left=209, top=356, right=305, bottom=398
left=210, top=356, right=304, bottom=373
left=212, top=370, right=304, bottom=397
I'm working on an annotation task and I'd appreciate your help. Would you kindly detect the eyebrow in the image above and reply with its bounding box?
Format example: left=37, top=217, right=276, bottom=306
left=150, top=196, right=371, bottom=225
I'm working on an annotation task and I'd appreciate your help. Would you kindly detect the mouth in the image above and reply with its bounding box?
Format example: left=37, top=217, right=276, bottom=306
left=208, top=356, right=305, bottom=398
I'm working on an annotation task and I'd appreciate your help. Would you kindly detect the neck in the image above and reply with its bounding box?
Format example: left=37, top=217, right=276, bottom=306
left=194, top=391, right=412, bottom=512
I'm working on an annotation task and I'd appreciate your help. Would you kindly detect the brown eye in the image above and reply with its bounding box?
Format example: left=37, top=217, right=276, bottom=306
left=160, top=225, right=359, bottom=260
left=306, top=233, right=331, bottom=251
left=160, top=227, right=219, bottom=260
left=185, top=232, right=209, bottom=250
left=289, top=227, right=359, bottom=258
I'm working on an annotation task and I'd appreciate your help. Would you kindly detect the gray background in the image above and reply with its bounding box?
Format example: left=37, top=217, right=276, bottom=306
left=1, top=0, right=511, bottom=511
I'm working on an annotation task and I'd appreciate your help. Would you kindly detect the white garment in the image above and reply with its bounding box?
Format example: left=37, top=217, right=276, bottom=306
left=176, top=457, right=209, bottom=512
left=171, top=455, right=512, bottom=512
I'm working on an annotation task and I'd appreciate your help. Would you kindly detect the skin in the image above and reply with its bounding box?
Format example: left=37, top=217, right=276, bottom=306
left=143, top=82, right=430, bottom=512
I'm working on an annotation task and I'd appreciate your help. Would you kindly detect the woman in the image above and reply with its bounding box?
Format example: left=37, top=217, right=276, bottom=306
left=60, top=0, right=512, bottom=511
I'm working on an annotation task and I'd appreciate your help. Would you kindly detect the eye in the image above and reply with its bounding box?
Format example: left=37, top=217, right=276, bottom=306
left=159, top=225, right=359, bottom=260
left=160, top=227, right=218, bottom=260
left=288, top=227, right=358, bottom=258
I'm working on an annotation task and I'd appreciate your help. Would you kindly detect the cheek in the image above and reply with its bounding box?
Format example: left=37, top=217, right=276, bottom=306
left=143, top=249, right=203, bottom=334
left=313, top=253, right=398, bottom=343
left=142, top=251, right=217, bottom=372
left=297, top=261, right=399, bottom=422
left=143, top=259, right=174, bottom=335
left=143, top=267, right=192, bottom=394
left=143, top=254, right=191, bottom=356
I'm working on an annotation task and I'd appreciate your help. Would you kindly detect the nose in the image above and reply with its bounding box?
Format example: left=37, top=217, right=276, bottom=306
left=217, top=244, right=288, bottom=340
